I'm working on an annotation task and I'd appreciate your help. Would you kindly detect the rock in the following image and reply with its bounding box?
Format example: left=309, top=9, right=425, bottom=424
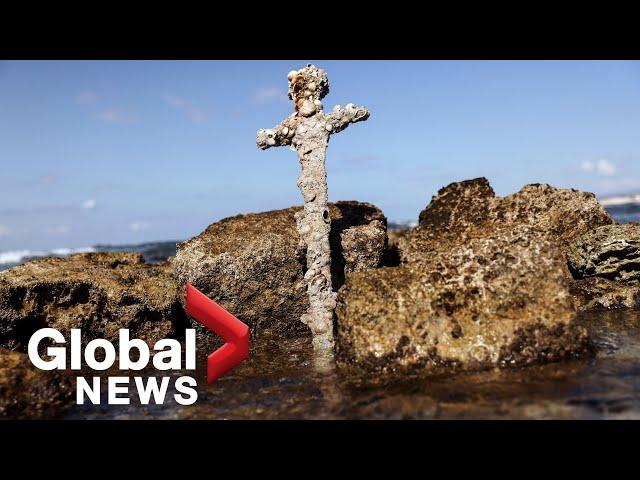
left=399, top=178, right=614, bottom=263
left=336, top=178, right=609, bottom=374
left=340, top=222, right=387, bottom=274
left=336, top=226, right=591, bottom=373
left=417, top=177, right=496, bottom=231
left=0, top=349, right=74, bottom=419
left=567, top=224, right=640, bottom=282
left=174, top=201, right=387, bottom=337
left=567, top=224, right=640, bottom=309
left=0, top=252, right=188, bottom=351
left=569, top=277, right=640, bottom=310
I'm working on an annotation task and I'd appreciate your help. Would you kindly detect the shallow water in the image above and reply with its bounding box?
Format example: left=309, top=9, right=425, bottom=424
left=64, top=309, right=640, bottom=420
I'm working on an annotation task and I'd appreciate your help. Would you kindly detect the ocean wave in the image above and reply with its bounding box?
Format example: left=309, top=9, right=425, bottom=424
left=0, top=247, right=96, bottom=265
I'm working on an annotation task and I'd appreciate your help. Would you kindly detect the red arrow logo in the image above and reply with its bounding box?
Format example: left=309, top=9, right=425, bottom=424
left=185, top=283, right=249, bottom=383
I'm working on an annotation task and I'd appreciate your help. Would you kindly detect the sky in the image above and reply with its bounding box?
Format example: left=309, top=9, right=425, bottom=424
left=1, top=60, right=640, bottom=251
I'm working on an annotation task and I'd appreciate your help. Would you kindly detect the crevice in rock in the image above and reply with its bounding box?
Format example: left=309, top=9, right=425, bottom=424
left=381, top=243, right=401, bottom=267
left=11, top=314, right=48, bottom=351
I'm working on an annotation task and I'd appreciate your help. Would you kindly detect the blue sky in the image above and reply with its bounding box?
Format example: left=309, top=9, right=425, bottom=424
left=1, top=60, right=639, bottom=251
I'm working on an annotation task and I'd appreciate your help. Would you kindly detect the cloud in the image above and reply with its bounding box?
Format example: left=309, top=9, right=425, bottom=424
left=93, top=109, right=138, bottom=124
left=75, top=91, right=99, bottom=106
left=254, top=87, right=288, bottom=103
left=162, top=93, right=193, bottom=107
left=163, top=93, right=207, bottom=123
left=82, top=199, right=96, bottom=209
left=581, top=159, right=617, bottom=176
left=76, top=92, right=138, bottom=124
left=129, top=221, right=151, bottom=232
left=47, top=225, right=71, bottom=235
left=0, top=225, right=11, bottom=237
left=598, top=160, right=617, bottom=176
left=580, top=161, right=594, bottom=172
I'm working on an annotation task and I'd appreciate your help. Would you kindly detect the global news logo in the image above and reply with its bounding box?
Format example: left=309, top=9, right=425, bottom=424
left=26, top=284, right=249, bottom=406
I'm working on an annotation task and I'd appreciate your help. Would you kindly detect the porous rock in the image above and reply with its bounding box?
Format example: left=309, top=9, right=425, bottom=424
left=174, top=201, right=387, bottom=336
left=0, top=252, right=188, bottom=351
left=336, top=178, right=611, bottom=373
left=568, top=224, right=640, bottom=309
left=399, top=178, right=613, bottom=262
left=568, top=224, right=640, bottom=282
left=569, top=277, right=640, bottom=310
left=0, top=349, right=74, bottom=419
left=337, top=226, right=591, bottom=373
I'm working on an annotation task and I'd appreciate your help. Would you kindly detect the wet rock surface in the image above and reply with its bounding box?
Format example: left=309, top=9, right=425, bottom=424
left=174, top=201, right=387, bottom=337
left=0, top=252, right=188, bottom=351
left=568, top=224, right=640, bottom=282
left=336, top=179, right=612, bottom=374
left=568, top=224, right=640, bottom=310
left=570, top=277, right=640, bottom=310
left=59, top=309, right=640, bottom=419
left=4, top=178, right=635, bottom=419
left=336, top=227, right=591, bottom=373
left=0, top=349, right=74, bottom=419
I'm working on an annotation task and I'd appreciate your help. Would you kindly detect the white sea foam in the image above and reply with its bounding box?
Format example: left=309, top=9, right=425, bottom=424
left=0, top=247, right=96, bottom=265
left=599, top=194, right=640, bottom=207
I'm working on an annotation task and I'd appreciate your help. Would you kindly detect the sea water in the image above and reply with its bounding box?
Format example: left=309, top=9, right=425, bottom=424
left=0, top=241, right=177, bottom=271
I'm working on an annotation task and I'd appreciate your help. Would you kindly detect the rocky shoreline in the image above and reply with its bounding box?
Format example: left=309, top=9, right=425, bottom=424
left=2, top=178, right=640, bottom=418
